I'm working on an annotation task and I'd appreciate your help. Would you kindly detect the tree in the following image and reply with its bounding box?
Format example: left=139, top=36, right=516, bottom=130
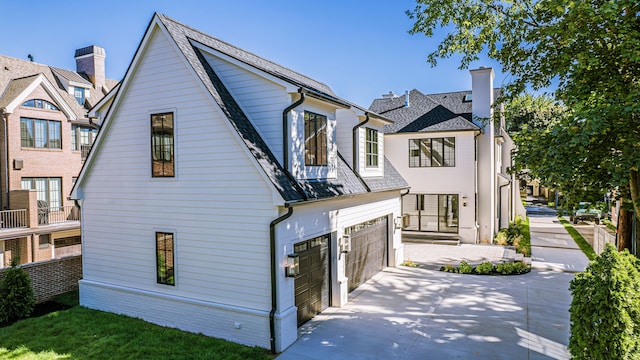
left=0, top=257, right=36, bottom=323
left=569, top=244, right=640, bottom=359
left=407, top=0, right=640, bottom=222
left=503, top=93, right=563, bottom=134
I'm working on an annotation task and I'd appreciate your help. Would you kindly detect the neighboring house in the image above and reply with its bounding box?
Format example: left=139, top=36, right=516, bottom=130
left=0, top=46, right=116, bottom=267
left=71, top=14, right=408, bottom=353
left=371, top=68, right=524, bottom=244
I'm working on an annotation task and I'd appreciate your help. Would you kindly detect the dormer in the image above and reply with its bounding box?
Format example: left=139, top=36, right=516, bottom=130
left=289, top=97, right=338, bottom=180
left=352, top=112, right=391, bottom=178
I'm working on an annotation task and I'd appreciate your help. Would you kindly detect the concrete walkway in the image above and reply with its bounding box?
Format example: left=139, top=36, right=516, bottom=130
left=277, top=211, right=588, bottom=359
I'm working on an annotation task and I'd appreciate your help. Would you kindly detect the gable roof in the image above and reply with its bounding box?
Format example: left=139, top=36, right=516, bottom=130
left=370, top=88, right=501, bottom=134
left=74, top=13, right=407, bottom=204
left=0, top=53, right=117, bottom=118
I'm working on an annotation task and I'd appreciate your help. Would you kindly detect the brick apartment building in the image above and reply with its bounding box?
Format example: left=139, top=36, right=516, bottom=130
left=0, top=46, right=117, bottom=267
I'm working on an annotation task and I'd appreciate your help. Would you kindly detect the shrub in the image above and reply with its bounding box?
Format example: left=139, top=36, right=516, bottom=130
left=495, top=262, right=514, bottom=275
left=494, top=230, right=509, bottom=246
left=475, top=261, right=494, bottom=274
left=458, top=260, right=473, bottom=274
left=443, top=264, right=456, bottom=273
left=511, top=261, right=529, bottom=274
left=0, top=257, right=36, bottom=323
left=569, top=244, right=640, bottom=359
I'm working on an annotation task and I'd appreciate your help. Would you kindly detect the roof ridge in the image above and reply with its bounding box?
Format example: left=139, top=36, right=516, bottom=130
left=158, top=13, right=335, bottom=96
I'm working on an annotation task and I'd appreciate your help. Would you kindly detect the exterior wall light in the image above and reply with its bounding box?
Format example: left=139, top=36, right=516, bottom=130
left=285, top=254, right=300, bottom=277
left=462, top=196, right=468, bottom=207
left=340, top=235, right=351, bottom=253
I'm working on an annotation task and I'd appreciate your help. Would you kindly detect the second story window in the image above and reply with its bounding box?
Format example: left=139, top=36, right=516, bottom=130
left=72, top=125, right=98, bottom=150
left=20, top=117, right=61, bottom=149
left=304, top=111, right=327, bottom=166
left=365, top=128, right=379, bottom=167
left=409, top=137, right=455, bottom=167
left=151, top=112, right=174, bottom=177
left=21, top=177, right=62, bottom=210
left=22, top=99, right=59, bottom=111
left=74, top=87, right=85, bottom=105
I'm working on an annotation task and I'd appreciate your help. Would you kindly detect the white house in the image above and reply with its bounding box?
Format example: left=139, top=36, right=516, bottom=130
left=71, top=14, right=408, bottom=353
left=370, top=68, right=524, bottom=244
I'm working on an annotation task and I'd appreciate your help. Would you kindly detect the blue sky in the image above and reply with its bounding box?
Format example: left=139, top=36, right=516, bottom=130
left=0, top=0, right=507, bottom=107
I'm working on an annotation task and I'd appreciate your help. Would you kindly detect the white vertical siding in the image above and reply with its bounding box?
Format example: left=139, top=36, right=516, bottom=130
left=80, top=27, right=278, bottom=315
left=203, top=52, right=290, bottom=165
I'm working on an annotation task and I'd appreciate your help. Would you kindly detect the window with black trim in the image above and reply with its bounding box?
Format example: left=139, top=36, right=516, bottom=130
left=304, top=111, right=327, bottom=166
left=151, top=112, right=174, bottom=177
left=20, top=117, right=61, bottom=149
left=156, top=232, right=175, bottom=285
left=365, top=128, right=379, bottom=167
left=408, top=137, right=455, bottom=167
left=402, top=194, right=458, bottom=233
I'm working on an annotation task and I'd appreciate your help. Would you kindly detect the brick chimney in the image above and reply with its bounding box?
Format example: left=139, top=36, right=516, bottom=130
left=75, top=45, right=106, bottom=91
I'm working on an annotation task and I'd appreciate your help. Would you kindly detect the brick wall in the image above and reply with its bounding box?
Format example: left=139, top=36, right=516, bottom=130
left=0, top=255, right=82, bottom=303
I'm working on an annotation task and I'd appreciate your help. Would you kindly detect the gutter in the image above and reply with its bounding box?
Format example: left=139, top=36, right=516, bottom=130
left=1, top=108, right=9, bottom=209
left=352, top=112, right=371, bottom=181
left=269, top=205, right=293, bottom=354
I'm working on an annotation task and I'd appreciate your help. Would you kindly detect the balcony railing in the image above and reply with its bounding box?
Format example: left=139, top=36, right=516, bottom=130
left=0, top=209, right=28, bottom=229
left=38, top=205, right=80, bottom=225
left=81, top=144, right=92, bottom=160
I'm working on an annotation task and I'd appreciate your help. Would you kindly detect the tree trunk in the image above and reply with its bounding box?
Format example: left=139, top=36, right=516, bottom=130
left=628, top=171, right=640, bottom=253
left=618, top=206, right=632, bottom=252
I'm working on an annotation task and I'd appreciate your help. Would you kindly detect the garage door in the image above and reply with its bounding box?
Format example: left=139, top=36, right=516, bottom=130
left=345, top=216, right=388, bottom=292
left=294, top=235, right=329, bottom=326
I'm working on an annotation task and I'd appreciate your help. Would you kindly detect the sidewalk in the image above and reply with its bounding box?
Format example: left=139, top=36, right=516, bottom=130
left=528, top=214, right=590, bottom=273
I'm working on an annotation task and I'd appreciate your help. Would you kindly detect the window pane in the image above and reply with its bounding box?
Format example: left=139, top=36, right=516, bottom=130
left=439, top=194, right=458, bottom=233
left=20, top=118, right=33, bottom=147
left=151, top=113, right=174, bottom=177
left=48, top=178, right=61, bottom=209
left=420, top=195, right=438, bottom=231
left=156, top=232, right=175, bottom=285
left=444, top=137, right=455, bottom=166
left=420, top=139, right=432, bottom=167
left=304, top=111, right=327, bottom=166
left=366, top=128, right=378, bottom=167
left=431, top=138, right=444, bottom=167
left=408, top=139, right=420, bottom=167
left=49, top=121, right=61, bottom=149
left=34, top=120, right=47, bottom=148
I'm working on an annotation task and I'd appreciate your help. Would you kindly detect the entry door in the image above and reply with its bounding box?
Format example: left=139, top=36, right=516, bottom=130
left=294, top=235, right=329, bottom=326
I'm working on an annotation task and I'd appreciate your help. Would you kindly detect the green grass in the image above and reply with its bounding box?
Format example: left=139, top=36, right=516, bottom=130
left=516, top=216, right=532, bottom=257
left=558, top=216, right=598, bottom=261
left=0, top=294, right=274, bottom=360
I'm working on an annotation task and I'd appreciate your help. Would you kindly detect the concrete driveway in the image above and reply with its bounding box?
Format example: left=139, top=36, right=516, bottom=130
left=277, top=212, right=586, bottom=360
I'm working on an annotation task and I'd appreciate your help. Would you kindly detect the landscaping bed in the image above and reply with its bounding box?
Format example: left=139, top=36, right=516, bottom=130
left=440, top=260, right=531, bottom=275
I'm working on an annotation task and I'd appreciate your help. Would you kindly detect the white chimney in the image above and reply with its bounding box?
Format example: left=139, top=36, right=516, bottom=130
left=470, top=66, right=496, bottom=244
left=382, top=91, right=396, bottom=99
left=75, top=45, right=106, bottom=91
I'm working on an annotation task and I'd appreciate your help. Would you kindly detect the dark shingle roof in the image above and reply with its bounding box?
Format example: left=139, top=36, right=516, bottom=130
left=157, top=14, right=407, bottom=203
left=370, top=88, right=501, bottom=134
left=0, top=54, right=117, bottom=118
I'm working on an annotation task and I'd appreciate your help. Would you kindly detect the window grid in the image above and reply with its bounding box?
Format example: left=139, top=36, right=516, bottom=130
left=21, top=177, right=62, bottom=209
left=156, top=232, right=175, bottom=285
left=20, top=118, right=61, bottom=149
left=72, top=125, right=98, bottom=151
left=365, top=128, right=379, bottom=168
left=22, top=99, right=59, bottom=111
left=151, top=113, right=175, bottom=177
left=408, top=137, right=455, bottom=167
left=304, top=111, right=327, bottom=166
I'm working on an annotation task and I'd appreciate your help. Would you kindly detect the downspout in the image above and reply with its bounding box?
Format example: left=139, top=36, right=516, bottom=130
left=282, top=89, right=305, bottom=172
left=352, top=113, right=371, bottom=192
left=269, top=205, right=293, bottom=354
left=1, top=108, right=9, bottom=209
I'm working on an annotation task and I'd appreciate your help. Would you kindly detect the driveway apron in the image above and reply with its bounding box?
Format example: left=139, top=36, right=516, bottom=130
left=277, top=212, right=588, bottom=360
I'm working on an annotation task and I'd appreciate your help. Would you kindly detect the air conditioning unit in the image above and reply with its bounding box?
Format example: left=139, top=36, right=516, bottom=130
left=340, top=234, right=351, bottom=253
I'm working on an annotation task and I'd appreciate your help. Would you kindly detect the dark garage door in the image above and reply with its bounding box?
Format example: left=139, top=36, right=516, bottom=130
left=294, top=235, right=329, bottom=326
left=345, top=216, right=388, bottom=292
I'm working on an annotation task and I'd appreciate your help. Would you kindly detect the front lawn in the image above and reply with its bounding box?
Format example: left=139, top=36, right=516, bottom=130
left=0, top=292, right=274, bottom=360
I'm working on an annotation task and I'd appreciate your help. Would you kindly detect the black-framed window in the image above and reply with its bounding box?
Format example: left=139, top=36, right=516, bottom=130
left=156, top=232, right=175, bottom=286
left=20, top=117, right=61, bottom=149
left=408, top=137, right=455, bottom=167
left=402, top=194, right=458, bottom=233
left=151, top=112, right=174, bottom=177
left=39, top=234, right=50, bottom=249
left=22, top=99, right=59, bottom=111
left=365, top=128, right=379, bottom=167
left=304, top=111, right=327, bottom=166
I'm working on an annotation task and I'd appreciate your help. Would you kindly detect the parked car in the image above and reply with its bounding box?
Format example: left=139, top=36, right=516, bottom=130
left=573, top=208, right=601, bottom=224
